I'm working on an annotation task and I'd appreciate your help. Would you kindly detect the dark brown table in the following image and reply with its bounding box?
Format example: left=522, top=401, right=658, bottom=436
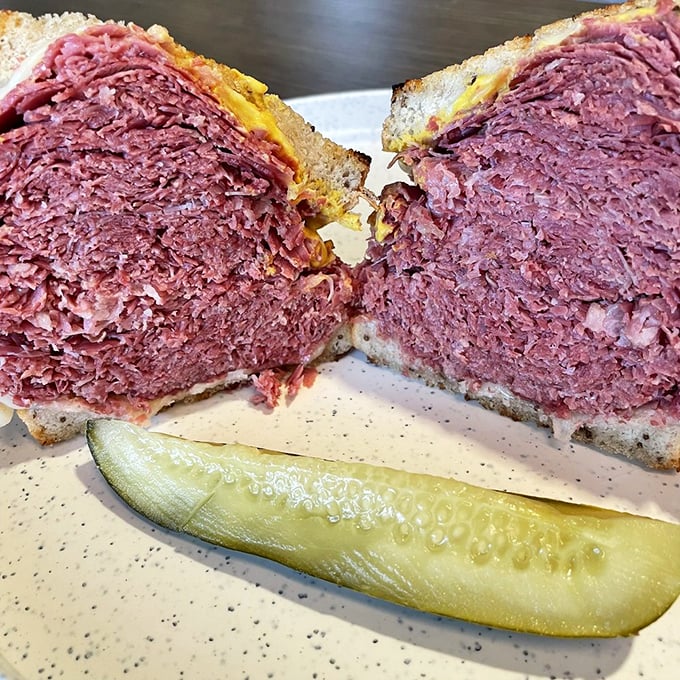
left=3, top=0, right=605, bottom=98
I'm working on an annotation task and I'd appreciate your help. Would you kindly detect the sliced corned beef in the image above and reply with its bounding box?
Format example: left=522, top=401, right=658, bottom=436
left=0, top=23, right=354, bottom=418
left=358, top=5, right=680, bottom=422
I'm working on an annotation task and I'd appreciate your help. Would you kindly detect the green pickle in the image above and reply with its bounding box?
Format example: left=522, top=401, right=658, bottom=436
left=87, top=419, right=680, bottom=637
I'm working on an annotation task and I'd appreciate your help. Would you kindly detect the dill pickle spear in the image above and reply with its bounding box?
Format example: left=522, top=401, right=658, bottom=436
left=86, top=419, right=680, bottom=638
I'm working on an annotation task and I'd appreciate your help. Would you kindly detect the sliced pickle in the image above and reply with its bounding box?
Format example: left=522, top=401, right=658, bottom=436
left=86, top=419, right=680, bottom=637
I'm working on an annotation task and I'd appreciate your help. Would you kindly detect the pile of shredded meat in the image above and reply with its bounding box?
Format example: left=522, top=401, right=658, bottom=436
left=0, top=24, right=354, bottom=417
left=358, top=4, right=680, bottom=421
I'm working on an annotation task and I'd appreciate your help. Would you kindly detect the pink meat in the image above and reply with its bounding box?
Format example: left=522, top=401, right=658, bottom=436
left=0, top=24, right=354, bottom=417
left=358, top=3, right=680, bottom=420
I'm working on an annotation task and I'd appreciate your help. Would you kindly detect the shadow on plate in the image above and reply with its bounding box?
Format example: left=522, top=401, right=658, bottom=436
left=0, top=415, right=81, bottom=471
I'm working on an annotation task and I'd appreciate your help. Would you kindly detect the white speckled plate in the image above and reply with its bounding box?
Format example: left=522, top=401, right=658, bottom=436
left=1, top=89, right=679, bottom=680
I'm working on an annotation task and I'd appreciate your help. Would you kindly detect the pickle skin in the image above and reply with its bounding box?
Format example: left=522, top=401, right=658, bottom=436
left=86, top=419, right=680, bottom=638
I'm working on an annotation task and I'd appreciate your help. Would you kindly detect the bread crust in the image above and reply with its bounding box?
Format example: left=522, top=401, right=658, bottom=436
left=383, top=0, right=678, bottom=151
left=0, top=10, right=102, bottom=86
left=0, top=12, right=364, bottom=443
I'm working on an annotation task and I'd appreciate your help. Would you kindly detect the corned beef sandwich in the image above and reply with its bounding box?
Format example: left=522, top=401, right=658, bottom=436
left=0, top=11, right=369, bottom=443
left=353, top=0, right=680, bottom=470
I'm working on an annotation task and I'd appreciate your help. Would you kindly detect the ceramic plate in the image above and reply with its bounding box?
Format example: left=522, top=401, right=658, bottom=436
left=1, top=90, right=678, bottom=680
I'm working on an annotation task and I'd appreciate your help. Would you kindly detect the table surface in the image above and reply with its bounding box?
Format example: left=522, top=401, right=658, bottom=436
left=3, top=0, right=605, bottom=98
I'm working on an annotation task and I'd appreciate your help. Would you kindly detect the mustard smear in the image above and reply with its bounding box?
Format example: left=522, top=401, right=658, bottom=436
left=374, top=208, right=395, bottom=243
left=147, top=24, right=299, bottom=172
left=394, top=69, right=511, bottom=151
left=614, top=5, right=656, bottom=23
left=447, top=71, right=510, bottom=120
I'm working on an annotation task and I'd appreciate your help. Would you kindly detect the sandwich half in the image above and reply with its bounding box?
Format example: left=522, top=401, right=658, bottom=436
left=0, top=11, right=369, bottom=443
left=353, top=0, right=680, bottom=470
